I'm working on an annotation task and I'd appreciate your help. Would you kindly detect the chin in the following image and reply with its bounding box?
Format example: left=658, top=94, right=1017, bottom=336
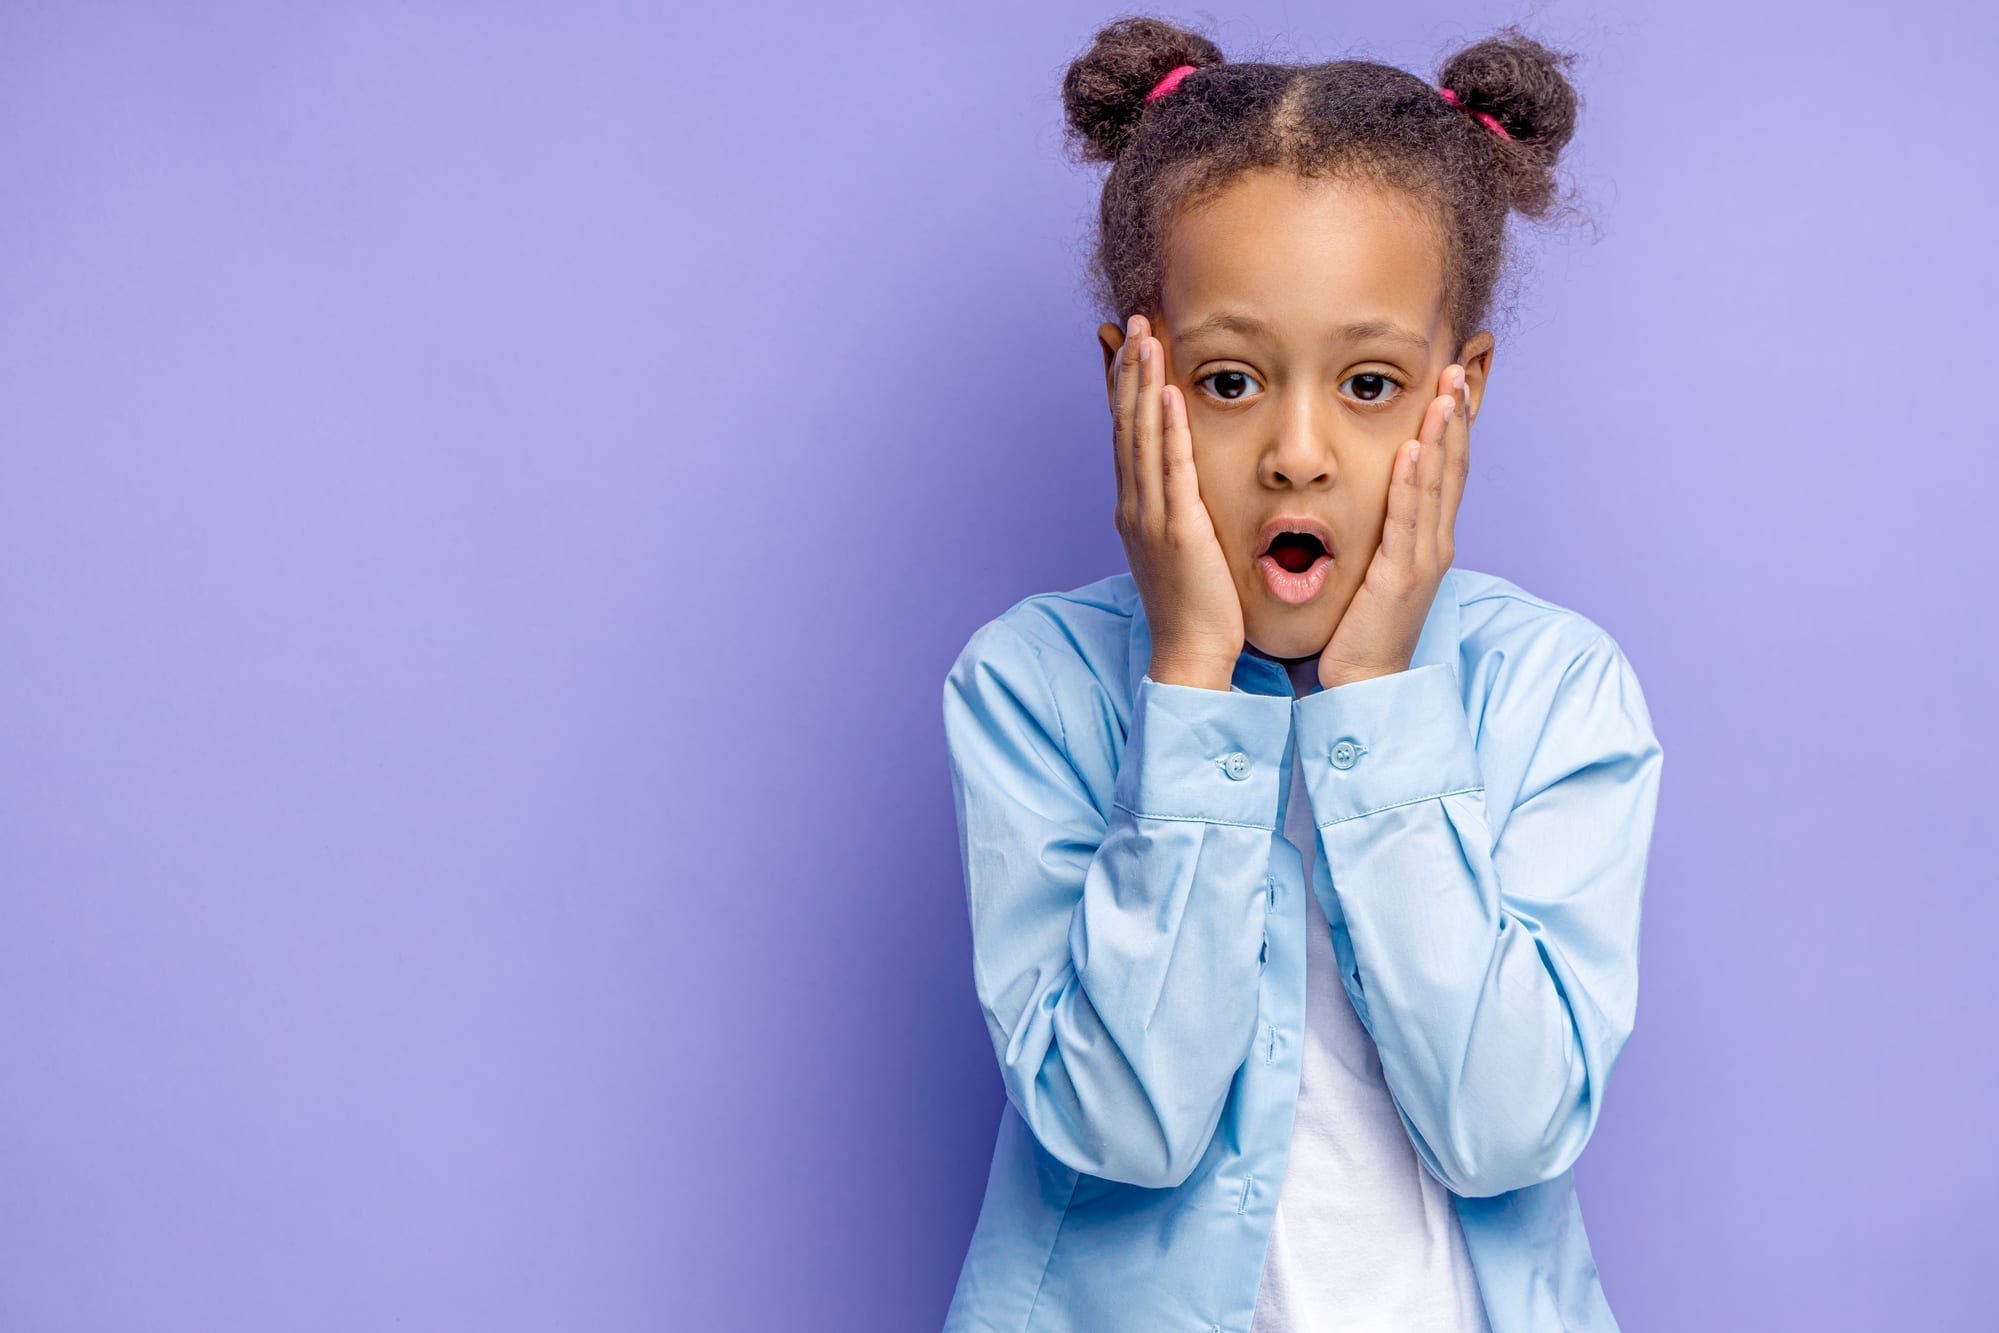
left=1238, top=558, right=1347, bottom=662
left=1245, top=616, right=1333, bottom=663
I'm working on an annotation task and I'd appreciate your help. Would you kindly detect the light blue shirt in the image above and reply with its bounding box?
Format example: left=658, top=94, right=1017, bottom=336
left=939, top=565, right=1665, bottom=1332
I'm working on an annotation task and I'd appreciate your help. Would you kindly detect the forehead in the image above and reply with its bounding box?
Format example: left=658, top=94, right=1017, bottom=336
left=1158, top=170, right=1446, bottom=340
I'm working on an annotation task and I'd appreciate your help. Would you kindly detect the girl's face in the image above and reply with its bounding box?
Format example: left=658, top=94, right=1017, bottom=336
left=1098, top=169, right=1494, bottom=663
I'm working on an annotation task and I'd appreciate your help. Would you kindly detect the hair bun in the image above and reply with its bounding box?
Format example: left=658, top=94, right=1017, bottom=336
left=1060, top=16, right=1225, bottom=163
left=1436, top=25, right=1580, bottom=216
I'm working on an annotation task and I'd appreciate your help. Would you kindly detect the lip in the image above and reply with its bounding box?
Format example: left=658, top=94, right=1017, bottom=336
left=1254, top=514, right=1337, bottom=606
left=1255, top=515, right=1335, bottom=611
left=1257, top=551, right=1333, bottom=604
left=1254, top=514, right=1337, bottom=560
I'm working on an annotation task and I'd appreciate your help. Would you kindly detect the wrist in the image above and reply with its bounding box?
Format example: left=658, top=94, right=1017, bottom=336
left=1317, top=659, right=1407, bottom=691
left=1149, top=656, right=1235, bottom=692
left=1318, top=667, right=1389, bottom=691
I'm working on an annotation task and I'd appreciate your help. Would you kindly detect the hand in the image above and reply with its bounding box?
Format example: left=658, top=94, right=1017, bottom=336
left=1317, top=362, right=1472, bottom=691
left=1113, top=313, right=1244, bottom=691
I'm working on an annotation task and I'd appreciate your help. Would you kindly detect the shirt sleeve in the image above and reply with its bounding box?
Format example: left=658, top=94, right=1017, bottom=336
left=1290, top=634, right=1664, bottom=1198
left=942, top=618, right=1292, bottom=1189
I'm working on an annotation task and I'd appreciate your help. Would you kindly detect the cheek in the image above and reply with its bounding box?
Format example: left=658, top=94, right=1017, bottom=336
left=1358, top=393, right=1432, bottom=467
left=1351, top=444, right=1401, bottom=498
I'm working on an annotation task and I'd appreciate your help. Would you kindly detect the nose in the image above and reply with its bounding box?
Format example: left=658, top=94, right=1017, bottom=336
left=1260, top=392, right=1337, bottom=488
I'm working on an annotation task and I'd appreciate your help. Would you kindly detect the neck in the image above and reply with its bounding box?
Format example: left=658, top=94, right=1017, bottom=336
left=1246, top=643, right=1322, bottom=697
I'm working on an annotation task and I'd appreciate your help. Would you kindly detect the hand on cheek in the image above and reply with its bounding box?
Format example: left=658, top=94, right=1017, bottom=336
left=1316, top=361, right=1472, bottom=690
left=1111, top=314, right=1247, bottom=691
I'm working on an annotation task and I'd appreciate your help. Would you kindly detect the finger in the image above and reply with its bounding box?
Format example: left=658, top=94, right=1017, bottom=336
left=1110, top=334, right=1125, bottom=499
left=1437, top=366, right=1472, bottom=558
left=1133, top=325, right=1162, bottom=528
left=1160, top=381, right=1201, bottom=538
left=1113, top=315, right=1143, bottom=525
left=1379, top=434, right=1423, bottom=567
left=1414, top=380, right=1454, bottom=567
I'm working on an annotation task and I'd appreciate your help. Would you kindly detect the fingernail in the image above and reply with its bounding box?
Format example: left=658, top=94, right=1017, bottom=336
left=1139, top=338, right=1152, bottom=363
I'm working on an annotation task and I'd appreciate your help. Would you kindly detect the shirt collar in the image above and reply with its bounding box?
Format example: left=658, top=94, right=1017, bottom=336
left=1125, top=568, right=1462, bottom=700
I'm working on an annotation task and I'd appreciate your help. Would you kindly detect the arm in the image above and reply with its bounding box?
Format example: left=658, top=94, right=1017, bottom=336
left=1292, top=632, right=1664, bottom=1198
left=942, top=618, right=1290, bottom=1189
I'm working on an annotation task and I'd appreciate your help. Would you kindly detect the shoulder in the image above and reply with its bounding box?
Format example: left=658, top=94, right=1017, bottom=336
left=941, top=574, right=1138, bottom=804
left=1449, top=564, right=1636, bottom=684
left=1446, top=566, right=1660, bottom=775
left=945, top=570, right=1139, bottom=699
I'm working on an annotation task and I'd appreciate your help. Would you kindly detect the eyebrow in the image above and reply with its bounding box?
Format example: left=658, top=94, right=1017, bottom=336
left=1175, top=310, right=1431, bottom=356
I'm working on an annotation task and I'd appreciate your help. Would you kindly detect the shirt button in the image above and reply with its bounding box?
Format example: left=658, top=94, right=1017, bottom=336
left=1329, top=739, right=1361, bottom=770
left=1223, top=751, right=1251, bottom=780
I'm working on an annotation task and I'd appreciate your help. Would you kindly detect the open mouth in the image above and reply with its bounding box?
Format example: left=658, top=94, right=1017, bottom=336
left=1265, top=531, right=1329, bottom=574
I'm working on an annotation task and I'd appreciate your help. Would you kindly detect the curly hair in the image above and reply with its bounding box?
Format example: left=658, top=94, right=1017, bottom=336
left=1060, top=16, right=1591, bottom=360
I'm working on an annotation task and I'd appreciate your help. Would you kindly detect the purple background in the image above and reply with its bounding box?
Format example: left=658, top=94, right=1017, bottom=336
left=2, top=2, right=1991, bottom=1328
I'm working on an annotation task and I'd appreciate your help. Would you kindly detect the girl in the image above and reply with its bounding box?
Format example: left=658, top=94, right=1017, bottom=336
left=941, top=18, right=1663, bottom=1333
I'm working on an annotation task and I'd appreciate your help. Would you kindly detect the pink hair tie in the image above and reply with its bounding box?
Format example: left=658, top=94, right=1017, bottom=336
left=1438, top=86, right=1511, bottom=141
left=1144, top=63, right=1199, bottom=104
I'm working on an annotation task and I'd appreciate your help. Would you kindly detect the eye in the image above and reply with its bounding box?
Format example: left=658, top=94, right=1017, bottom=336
left=1341, top=371, right=1406, bottom=405
left=1194, top=368, right=1262, bottom=403
left=1192, top=368, right=1409, bottom=407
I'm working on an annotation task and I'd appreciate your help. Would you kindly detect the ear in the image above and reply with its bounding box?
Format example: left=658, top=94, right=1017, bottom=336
left=1097, top=321, right=1127, bottom=413
left=1455, top=330, right=1497, bottom=423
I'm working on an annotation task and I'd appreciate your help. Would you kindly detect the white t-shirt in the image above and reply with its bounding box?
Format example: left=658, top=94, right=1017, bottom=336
left=1251, top=656, right=1492, bottom=1333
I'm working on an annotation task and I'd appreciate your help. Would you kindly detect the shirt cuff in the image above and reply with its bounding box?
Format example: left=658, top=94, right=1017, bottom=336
left=1112, top=675, right=1293, bottom=829
left=1291, top=661, right=1483, bottom=825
